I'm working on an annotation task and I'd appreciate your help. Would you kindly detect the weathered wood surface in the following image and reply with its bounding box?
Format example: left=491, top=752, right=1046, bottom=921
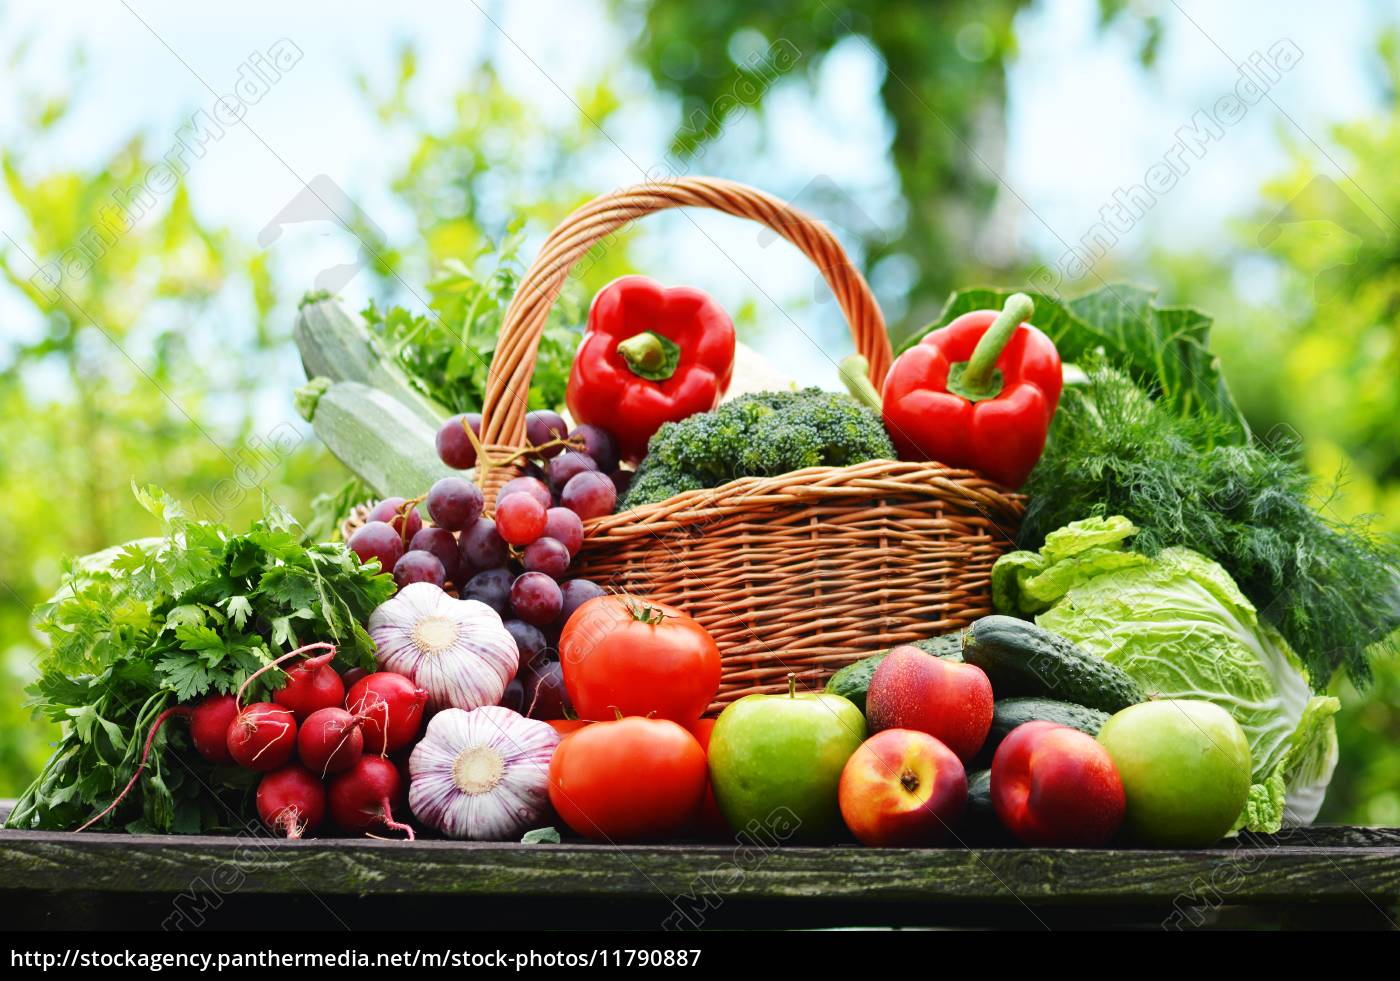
left=4, top=800, right=1398, bottom=933
left=2, top=817, right=1398, bottom=910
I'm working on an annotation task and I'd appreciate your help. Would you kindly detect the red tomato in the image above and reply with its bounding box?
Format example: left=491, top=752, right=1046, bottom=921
left=548, top=717, right=707, bottom=841
left=547, top=719, right=590, bottom=736
left=559, top=595, right=721, bottom=726
left=688, top=718, right=730, bottom=837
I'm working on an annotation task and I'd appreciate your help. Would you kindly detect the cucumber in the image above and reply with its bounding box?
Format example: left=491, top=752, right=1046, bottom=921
left=307, top=381, right=458, bottom=499
left=966, top=768, right=994, bottom=824
left=824, top=634, right=963, bottom=715
left=295, top=295, right=448, bottom=428
left=962, top=615, right=1144, bottom=713
left=971, top=697, right=1110, bottom=769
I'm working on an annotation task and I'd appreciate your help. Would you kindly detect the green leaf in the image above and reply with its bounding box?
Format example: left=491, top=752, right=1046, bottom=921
left=520, top=826, right=561, bottom=844
left=257, top=566, right=319, bottom=611
left=269, top=610, right=314, bottom=649
left=174, top=622, right=226, bottom=654
left=222, top=595, right=253, bottom=631
left=131, top=482, right=186, bottom=527
left=162, top=604, right=208, bottom=633
left=65, top=704, right=99, bottom=744
left=157, top=655, right=213, bottom=702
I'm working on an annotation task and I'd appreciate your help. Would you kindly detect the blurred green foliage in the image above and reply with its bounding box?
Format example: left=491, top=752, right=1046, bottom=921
left=0, top=54, right=306, bottom=785
left=625, top=0, right=1027, bottom=318
left=1139, top=37, right=1400, bottom=823
left=1228, top=38, right=1400, bottom=822
left=625, top=0, right=1159, bottom=324
left=353, top=53, right=638, bottom=295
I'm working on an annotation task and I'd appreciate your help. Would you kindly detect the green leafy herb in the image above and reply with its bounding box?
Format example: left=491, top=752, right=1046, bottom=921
left=1019, top=362, right=1400, bottom=688
left=5, top=485, right=395, bottom=833
left=303, top=475, right=375, bottom=543
left=361, top=227, right=584, bottom=414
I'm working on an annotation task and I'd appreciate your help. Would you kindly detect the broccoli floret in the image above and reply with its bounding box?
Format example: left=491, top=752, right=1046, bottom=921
left=623, top=388, right=895, bottom=508
left=622, top=461, right=705, bottom=508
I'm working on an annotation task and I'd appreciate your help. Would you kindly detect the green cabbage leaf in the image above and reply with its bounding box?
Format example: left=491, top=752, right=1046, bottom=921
left=993, top=516, right=1340, bottom=833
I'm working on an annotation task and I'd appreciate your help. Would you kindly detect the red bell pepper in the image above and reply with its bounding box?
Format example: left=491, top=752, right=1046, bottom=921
left=566, top=275, right=736, bottom=463
left=880, top=293, right=1061, bottom=488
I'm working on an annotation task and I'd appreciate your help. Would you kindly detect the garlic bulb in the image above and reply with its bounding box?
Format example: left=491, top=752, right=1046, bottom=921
left=408, top=706, right=560, bottom=840
left=368, top=582, right=518, bottom=711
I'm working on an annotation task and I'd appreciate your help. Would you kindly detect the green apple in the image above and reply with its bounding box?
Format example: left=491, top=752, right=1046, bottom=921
left=708, top=680, right=866, bottom=843
left=1097, top=699, right=1251, bottom=846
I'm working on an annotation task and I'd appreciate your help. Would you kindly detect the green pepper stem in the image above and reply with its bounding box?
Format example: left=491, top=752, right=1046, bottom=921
left=617, top=332, right=670, bottom=379
left=959, top=293, right=1034, bottom=397
left=839, top=354, right=883, bottom=412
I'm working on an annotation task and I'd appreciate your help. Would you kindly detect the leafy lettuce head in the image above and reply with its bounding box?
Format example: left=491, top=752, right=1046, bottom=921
left=993, top=515, right=1340, bottom=833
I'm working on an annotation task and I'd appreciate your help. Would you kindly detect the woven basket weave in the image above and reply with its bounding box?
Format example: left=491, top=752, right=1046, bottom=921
left=469, top=177, right=1024, bottom=713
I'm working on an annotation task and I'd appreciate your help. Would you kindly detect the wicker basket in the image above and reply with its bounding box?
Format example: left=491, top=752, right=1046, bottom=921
left=475, top=177, right=1024, bottom=712
left=347, top=177, right=1025, bottom=713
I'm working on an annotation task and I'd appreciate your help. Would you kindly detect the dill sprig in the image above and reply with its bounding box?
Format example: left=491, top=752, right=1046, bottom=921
left=1020, top=363, right=1400, bottom=688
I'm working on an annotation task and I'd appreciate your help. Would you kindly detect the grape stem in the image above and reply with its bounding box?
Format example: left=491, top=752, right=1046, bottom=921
left=395, top=494, right=428, bottom=547
left=459, top=419, right=583, bottom=505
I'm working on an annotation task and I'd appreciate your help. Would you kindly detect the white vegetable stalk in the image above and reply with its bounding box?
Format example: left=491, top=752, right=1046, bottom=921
left=409, top=706, right=560, bottom=840
left=368, top=582, right=518, bottom=711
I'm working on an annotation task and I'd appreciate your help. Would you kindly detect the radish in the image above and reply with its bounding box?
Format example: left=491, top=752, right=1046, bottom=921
left=236, top=640, right=340, bottom=721
left=328, top=755, right=415, bottom=839
left=346, top=672, right=429, bottom=755
left=190, top=694, right=239, bottom=765
left=256, top=763, right=326, bottom=839
left=273, top=651, right=345, bottom=720
left=298, top=706, right=365, bottom=776
left=226, top=641, right=344, bottom=772
left=227, top=702, right=298, bottom=771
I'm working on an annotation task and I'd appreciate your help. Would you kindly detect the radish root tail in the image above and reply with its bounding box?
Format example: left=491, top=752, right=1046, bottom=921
left=237, top=641, right=337, bottom=709
left=380, top=798, right=416, bottom=841
left=247, top=718, right=293, bottom=763
left=320, top=717, right=364, bottom=779
left=73, top=705, right=192, bottom=833
left=277, top=807, right=306, bottom=840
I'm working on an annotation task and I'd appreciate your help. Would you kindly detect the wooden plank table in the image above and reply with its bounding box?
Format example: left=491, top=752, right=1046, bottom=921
left=2, top=802, right=1396, bottom=930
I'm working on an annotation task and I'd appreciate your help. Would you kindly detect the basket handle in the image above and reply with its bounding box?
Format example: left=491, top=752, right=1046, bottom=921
left=477, top=176, right=892, bottom=492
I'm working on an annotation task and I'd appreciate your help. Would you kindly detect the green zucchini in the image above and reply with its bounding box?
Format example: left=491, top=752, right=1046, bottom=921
left=824, top=634, right=963, bottom=715
left=971, top=696, right=1110, bottom=769
left=962, top=615, right=1144, bottom=713
left=295, top=295, right=448, bottom=428
left=306, top=380, right=457, bottom=499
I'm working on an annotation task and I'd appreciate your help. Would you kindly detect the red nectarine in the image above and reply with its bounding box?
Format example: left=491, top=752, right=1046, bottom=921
left=865, top=647, right=993, bottom=762
left=838, top=728, right=967, bottom=847
left=991, top=721, right=1125, bottom=846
